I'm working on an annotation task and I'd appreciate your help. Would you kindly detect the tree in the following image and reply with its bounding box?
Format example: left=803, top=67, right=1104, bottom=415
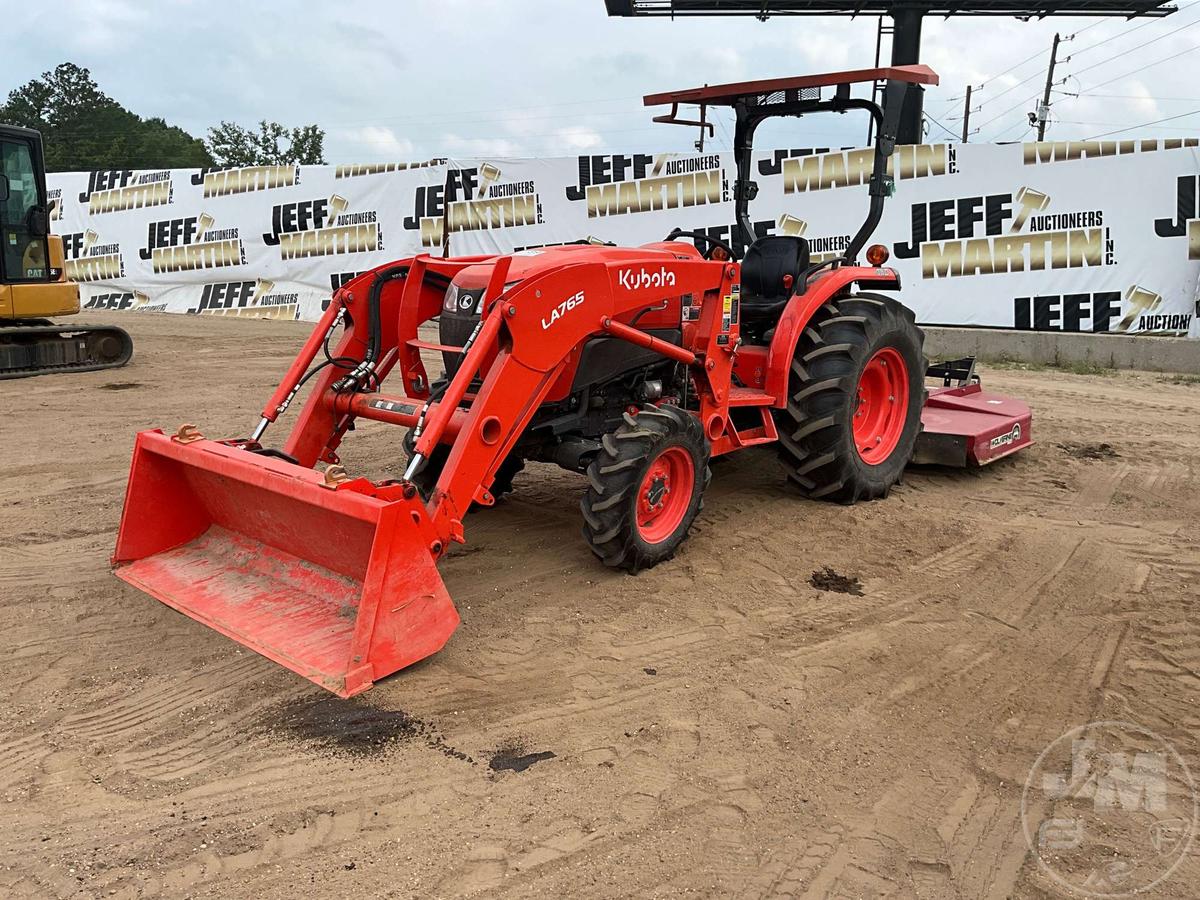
left=0, top=63, right=212, bottom=170
left=205, top=120, right=325, bottom=166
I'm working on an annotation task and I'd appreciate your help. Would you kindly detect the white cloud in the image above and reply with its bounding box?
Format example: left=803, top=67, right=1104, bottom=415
left=554, top=126, right=604, bottom=151
left=336, top=126, right=415, bottom=160
left=441, top=133, right=526, bottom=159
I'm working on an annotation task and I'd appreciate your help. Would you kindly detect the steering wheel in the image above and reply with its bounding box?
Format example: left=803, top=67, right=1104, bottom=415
left=664, top=228, right=738, bottom=261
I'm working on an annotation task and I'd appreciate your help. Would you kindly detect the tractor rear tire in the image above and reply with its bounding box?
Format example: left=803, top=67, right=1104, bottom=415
left=774, top=292, right=926, bottom=504
left=581, top=404, right=711, bottom=573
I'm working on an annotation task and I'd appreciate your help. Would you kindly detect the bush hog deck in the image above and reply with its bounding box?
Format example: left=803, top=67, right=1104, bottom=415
left=112, top=65, right=1031, bottom=697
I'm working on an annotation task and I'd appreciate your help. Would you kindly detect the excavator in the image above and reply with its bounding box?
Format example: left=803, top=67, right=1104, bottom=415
left=0, top=125, right=132, bottom=378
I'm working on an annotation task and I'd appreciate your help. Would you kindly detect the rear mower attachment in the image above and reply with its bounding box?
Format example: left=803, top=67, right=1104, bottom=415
left=916, top=357, right=1033, bottom=467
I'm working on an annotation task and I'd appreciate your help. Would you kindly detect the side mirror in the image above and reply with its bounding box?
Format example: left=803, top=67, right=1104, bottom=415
left=27, top=206, right=49, bottom=236
left=0, top=174, right=8, bottom=202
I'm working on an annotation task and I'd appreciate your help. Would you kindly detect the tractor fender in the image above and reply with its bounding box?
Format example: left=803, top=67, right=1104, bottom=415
left=764, top=265, right=901, bottom=405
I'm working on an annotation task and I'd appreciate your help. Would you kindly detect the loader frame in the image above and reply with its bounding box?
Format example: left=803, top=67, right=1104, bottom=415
left=115, top=245, right=905, bottom=695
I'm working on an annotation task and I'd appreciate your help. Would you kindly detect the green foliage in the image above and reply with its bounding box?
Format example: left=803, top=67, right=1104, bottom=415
left=1053, top=359, right=1115, bottom=377
left=984, top=354, right=1114, bottom=376
left=0, top=63, right=212, bottom=170
left=1, top=63, right=327, bottom=172
left=205, top=120, right=326, bottom=166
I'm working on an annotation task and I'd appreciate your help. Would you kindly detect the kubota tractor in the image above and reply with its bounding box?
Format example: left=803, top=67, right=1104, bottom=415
left=112, top=65, right=1031, bottom=697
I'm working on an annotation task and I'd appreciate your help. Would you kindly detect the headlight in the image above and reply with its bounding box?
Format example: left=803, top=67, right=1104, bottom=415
left=445, top=281, right=520, bottom=316
left=483, top=281, right=522, bottom=313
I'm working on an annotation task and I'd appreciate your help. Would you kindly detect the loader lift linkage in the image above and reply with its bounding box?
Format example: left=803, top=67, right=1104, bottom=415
left=113, top=65, right=1032, bottom=697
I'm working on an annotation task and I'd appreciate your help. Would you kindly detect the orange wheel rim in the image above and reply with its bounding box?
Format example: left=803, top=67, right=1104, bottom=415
left=852, top=347, right=909, bottom=465
left=636, top=446, right=694, bottom=544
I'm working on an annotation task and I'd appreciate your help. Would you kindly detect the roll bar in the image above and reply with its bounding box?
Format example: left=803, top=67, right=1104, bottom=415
left=645, top=65, right=940, bottom=263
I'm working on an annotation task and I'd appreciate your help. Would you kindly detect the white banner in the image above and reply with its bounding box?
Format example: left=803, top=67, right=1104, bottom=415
left=50, top=140, right=1200, bottom=336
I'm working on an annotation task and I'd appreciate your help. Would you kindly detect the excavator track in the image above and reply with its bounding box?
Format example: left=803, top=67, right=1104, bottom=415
left=0, top=323, right=134, bottom=379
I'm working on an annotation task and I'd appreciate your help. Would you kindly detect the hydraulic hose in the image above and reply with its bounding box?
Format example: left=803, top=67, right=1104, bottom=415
left=402, top=312, right=488, bottom=483
left=332, top=265, right=407, bottom=393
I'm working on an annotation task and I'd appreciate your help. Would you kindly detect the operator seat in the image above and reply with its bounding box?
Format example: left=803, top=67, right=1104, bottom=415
left=739, top=235, right=810, bottom=321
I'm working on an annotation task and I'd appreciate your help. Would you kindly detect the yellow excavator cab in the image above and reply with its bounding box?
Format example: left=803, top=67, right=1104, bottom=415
left=0, top=124, right=131, bottom=377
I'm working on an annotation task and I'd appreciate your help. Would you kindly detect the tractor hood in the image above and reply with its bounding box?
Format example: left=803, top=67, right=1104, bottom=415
left=447, top=242, right=703, bottom=293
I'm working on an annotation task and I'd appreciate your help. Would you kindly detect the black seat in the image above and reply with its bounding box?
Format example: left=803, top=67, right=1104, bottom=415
left=740, top=236, right=810, bottom=319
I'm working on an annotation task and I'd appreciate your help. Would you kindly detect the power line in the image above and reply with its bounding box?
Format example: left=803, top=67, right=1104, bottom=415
left=981, top=47, right=1053, bottom=87
left=1067, top=9, right=1200, bottom=81
left=1084, top=108, right=1200, bottom=139
left=976, top=10, right=1199, bottom=140
left=971, top=68, right=1046, bottom=113
left=21, top=94, right=652, bottom=141
left=713, top=116, right=735, bottom=151
left=1075, top=42, right=1200, bottom=94
left=34, top=110, right=656, bottom=141
left=971, top=7, right=1192, bottom=132
left=1057, top=119, right=1200, bottom=129
left=1068, top=0, right=1196, bottom=59
left=1054, top=91, right=1200, bottom=102
left=923, top=112, right=959, bottom=140
left=974, top=91, right=1042, bottom=136
left=993, top=118, right=1034, bottom=142
left=966, top=17, right=1105, bottom=116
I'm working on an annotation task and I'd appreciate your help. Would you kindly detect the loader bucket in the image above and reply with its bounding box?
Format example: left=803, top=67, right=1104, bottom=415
left=112, top=430, right=459, bottom=697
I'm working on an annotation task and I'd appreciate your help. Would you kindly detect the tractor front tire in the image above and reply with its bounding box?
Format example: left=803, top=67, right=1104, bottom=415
left=774, top=292, right=926, bottom=503
left=582, top=404, right=710, bottom=573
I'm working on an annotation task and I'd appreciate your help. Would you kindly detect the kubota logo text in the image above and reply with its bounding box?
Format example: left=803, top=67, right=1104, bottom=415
left=542, top=290, right=585, bottom=330
left=618, top=266, right=676, bottom=291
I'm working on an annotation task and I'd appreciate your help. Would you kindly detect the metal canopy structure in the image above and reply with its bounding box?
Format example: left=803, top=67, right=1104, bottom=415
left=605, top=0, right=1176, bottom=142
left=643, top=64, right=939, bottom=107
left=605, top=1, right=1173, bottom=14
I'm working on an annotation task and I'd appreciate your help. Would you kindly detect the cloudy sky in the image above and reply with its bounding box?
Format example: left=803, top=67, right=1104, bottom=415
left=5, top=0, right=1198, bottom=162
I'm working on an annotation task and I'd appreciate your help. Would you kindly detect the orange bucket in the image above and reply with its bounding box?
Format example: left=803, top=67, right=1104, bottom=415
left=112, top=430, right=458, bottom=696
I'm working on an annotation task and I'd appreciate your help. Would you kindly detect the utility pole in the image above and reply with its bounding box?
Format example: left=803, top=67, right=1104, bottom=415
left=961, top=85, right=973, bottom=142
left=1037, top=33, right=1062, bottom=141
left=889, top=7, right=926, bottom=144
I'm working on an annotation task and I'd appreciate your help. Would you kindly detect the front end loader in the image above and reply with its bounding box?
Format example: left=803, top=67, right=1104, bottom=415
left=112, top=65, right=1031, bottom=696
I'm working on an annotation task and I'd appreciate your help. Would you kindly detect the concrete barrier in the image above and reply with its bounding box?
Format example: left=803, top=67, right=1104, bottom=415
left=922, top=327, right=1200, bottom=374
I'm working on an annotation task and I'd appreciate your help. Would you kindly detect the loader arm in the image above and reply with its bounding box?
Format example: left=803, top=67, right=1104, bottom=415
left=273, top=253, right=740, bottom=544
left=276, top=256, right=472, bottom=468
left=430, top=258, right=739, bottom=523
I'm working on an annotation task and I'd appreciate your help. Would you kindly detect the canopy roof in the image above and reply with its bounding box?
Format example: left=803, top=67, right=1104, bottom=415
left=609, top=0, right=1174, bottom=17
left=643, top=65, right=938, bottom=108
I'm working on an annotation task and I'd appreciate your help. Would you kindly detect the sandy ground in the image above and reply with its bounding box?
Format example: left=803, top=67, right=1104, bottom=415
left=1, top=310, right=1198, bottom=899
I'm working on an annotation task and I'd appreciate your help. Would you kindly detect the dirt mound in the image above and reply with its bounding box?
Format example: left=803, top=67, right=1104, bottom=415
left=809, top=566, right=864, bottom=596
left=1059, top=440, right=1120, bottom=459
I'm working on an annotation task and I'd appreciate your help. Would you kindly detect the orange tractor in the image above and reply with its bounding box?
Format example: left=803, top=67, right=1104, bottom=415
left=113, top=66, right=1031, bottom=696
